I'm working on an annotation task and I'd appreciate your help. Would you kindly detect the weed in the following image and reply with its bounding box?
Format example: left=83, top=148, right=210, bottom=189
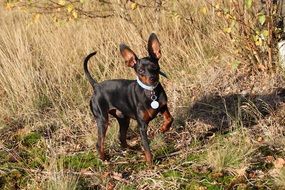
left=203, top=132, right=255, bottom=172
left=22, top=132, right=41, bottom=147
left=273, top=168, right=285, bottom=189
left=60, top=152, right=103, bottom=171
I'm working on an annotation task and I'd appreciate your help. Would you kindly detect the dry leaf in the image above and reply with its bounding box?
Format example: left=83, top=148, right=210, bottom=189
left=257, top=136, right=263, bottom=142
left=212, top=172, right=224, bottom=178
left=106, top=181, right=115, bottom=190
left=265, top=155, right=274, bottom=163
left=274, top=158, right=285, bottom=169
left=111, top=172, right=129, bottom=183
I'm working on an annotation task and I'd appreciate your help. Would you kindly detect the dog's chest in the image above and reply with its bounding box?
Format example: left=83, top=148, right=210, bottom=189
left=142, top=108, right=159, bottom=121
left=141, top=100, right=166, bottom=122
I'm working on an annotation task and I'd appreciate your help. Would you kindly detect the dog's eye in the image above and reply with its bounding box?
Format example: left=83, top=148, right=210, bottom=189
left=138, top=69, right=145, bottom=74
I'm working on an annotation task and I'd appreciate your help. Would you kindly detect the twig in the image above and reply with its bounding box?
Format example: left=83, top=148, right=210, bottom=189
left=156, top=150, right=182, bottom=160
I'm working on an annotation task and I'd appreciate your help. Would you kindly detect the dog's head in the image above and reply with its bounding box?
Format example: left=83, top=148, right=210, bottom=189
left=120, top=33, right=164, bottom=86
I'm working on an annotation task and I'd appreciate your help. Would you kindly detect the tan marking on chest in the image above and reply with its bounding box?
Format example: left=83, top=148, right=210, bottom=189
left=142, top=108, right=158, bottom=122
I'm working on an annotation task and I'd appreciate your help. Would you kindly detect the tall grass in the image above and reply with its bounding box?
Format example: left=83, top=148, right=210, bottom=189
left=0, top=2, right=239, bottom=159
left=0, top=1, right=236, bottom=125
left=204, top=131, right=255, bottom=172
left=273, top=168, right=285, bottom=189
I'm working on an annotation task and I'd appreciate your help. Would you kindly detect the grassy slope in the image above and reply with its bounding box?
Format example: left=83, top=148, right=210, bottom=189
left=0, top=1, right=285, bottom=189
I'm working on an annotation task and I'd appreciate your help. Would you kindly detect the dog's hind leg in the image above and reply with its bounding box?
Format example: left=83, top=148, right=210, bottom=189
left=91, top=98, right=109, bottom=161
left=96, top=114, right=109, bottom=160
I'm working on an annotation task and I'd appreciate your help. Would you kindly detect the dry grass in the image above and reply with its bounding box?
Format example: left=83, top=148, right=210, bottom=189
left=1, top=0, right=285, bottom=189
left=273, top=168, right=285, bottom=189
left=203, top=131, right=255, bottom=172
left=0, top=0, right=236, bottom=122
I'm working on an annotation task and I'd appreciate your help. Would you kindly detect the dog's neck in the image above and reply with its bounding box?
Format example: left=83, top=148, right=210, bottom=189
left=136, top=77, right=159, bottom=91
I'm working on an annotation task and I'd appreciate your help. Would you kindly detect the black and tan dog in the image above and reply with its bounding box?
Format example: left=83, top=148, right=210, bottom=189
left=84, top=33, right=173, bottom=164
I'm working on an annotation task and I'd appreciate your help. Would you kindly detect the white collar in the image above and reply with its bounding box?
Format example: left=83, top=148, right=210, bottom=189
left=136, top=77, right=159, bottom=91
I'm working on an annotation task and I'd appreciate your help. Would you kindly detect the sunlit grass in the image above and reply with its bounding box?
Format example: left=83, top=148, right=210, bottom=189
left=203, top=132, right=255, bottom=172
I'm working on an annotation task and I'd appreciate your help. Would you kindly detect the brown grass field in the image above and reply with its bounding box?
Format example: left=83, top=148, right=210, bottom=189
left=1, top=0, right=285, bottom=189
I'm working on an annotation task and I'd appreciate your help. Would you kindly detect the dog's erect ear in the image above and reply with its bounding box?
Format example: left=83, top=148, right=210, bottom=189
left=120, top=44, right=138, bottom=67
left=148, top=33, right=161, bottom=60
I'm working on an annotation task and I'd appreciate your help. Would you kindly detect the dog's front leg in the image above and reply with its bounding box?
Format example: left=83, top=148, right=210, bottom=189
left=160, top=105, right=173, bottom=133
left=137, top=118, right=153, bottom=165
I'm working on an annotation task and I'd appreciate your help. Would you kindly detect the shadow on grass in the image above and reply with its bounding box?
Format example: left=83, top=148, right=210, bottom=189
left=175, top=88, right=285, bottom=137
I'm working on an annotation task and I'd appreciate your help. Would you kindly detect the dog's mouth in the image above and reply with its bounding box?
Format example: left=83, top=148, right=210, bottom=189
left=148, top=76, right=159, bottom=86
left=138, top=75, right=159, bottom=86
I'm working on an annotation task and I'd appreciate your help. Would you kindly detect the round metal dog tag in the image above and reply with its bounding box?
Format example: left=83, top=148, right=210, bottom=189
left=151, top=100, right=159, bottom=109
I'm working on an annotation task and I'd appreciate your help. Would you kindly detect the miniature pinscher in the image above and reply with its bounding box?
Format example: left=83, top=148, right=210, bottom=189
left=84, top=33, right=173, bottom=164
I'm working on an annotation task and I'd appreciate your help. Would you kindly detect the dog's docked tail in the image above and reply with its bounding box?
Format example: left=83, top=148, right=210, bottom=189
left=84, top=51, right=97, bottom=88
